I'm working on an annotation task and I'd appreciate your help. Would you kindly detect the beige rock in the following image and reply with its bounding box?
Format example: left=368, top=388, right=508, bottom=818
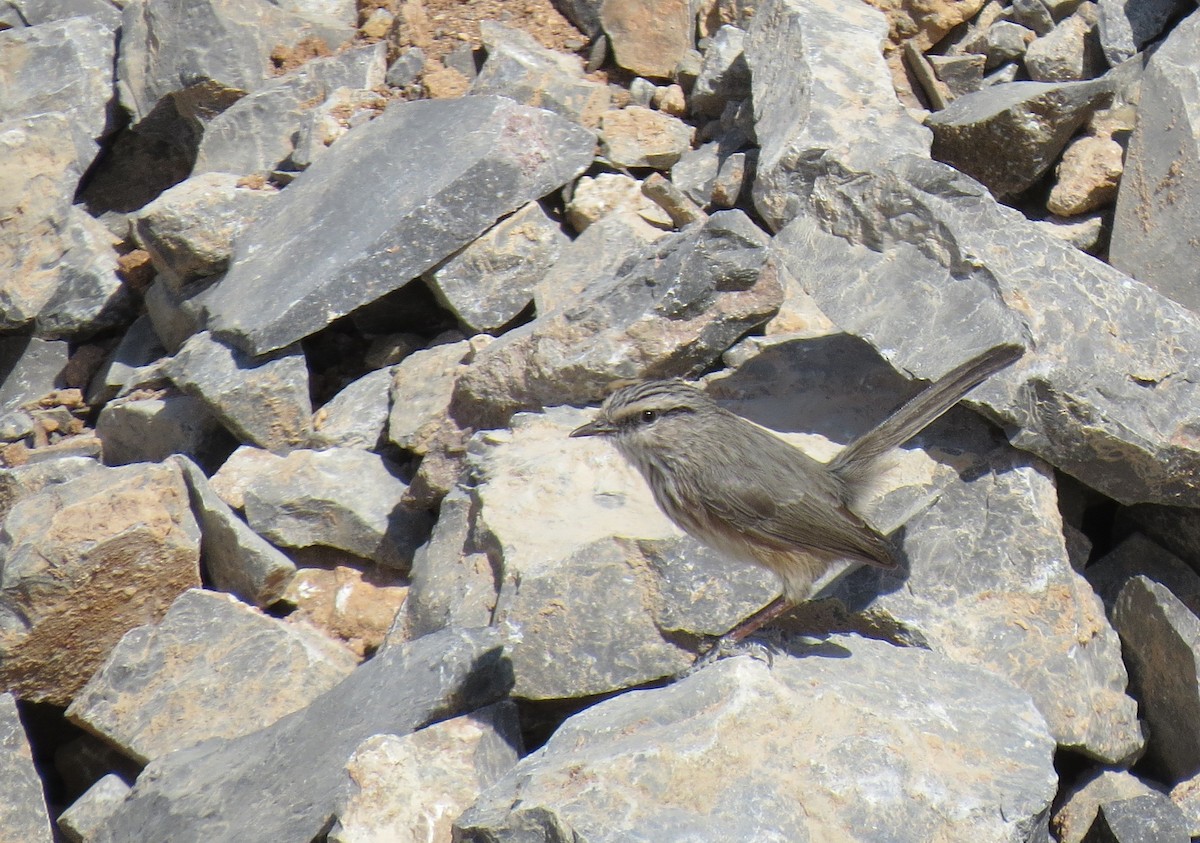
left=423, top=62, right=470, bottom=99
left=209, top=445, right=281, bottom=510
left=1171, top=773, right=1200, bottom=838
left=1047, top=134, right=1123, bottom=216
left=565, top=172, right=671, bottom=232
left=601, top=0, right=693, bottom=78
left=864, top=0, right=988, bottom=51
left=652, top=83, right=687, bottom=116
left=600, top=105, right=694, bottom=169
left=1052, top=769, right=1166, bottom=843
left=284, top=566, right=407, bottom=656
left=388, top=339, right=475, bottom=455
left=359, top=7, right=394, bottom=39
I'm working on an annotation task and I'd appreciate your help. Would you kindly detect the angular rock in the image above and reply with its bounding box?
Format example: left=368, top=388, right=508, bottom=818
left=745, top=0, right=932, bottom=230
left=770, top=156, right=1200, bottom=506
left=0, top=16, right=117, bottom=173
left=132, top=173, right=278, bottom=288
left=171, top=455, right=296, bottom=607
left=116, top=0, right=353, bottom=129
left=928, top=53, right=986, bottom=98
left=1054, top=769, right=1169, bottom=843
left=962, top=20, right=1037, bottom=69
left=670, top=142, right=722, bottom=206
left=288, top=86, right=389, bottom=170
left=425, top=202, right=568, bottom=333
left=0, top=461, right=201, bottom=704
left=0, top=693, right=52, bottom=842
left=385, top=46, right=425, bottom=88
left=601, top=0, right=693, bottom=79
left=599, top=105, right=693, bottom=169
left=1113, top=576, right=1200, bottom=781
left=35, top=206, right=133, bottom=340
left=6, top=0, right=122, bottom=29
left=690, top=24, right=751, bottom=117
left=1170, top=773, right=1200, bottom=837
left=564, top=172, right=670, bottom=231
left=1085, top=532, right=1200, bottom=616
left=0, top=337, right=67, bottom=416
left=67, top=588, right=354, bottom=763
left=388, top=339, right=474, bottom=454
left=453, top=210, right=779, bottom=429
left=96, top=389, right=232, bottom=469
left=329, top=702, right=521, bottom=842
left=712, top=149, right=750, bottom=208
left=162, top=331, right=312, bottom=453
left=203, top=96, right=596, bottom=356
left=1096, top=0, right=1190, bottom=65
left=58, top=774, right=130, bottom=843
left=470, top=20, right=610, bottom=126
left=1025, top=3, right=1105, bottom=82
left=458, top=636, right=1057, bottom=841
left=240, top=448, right=431, bottom=570
left=1048, top=133, right=1123, bottom=215
left=927, top=77, right=1115, bottom=196
left=1085, top=794, right=1191, bottom=842
left=310, top=366, right=393, bottom=450
left=192, top=43, right=387, bottom=177
left=1109, top=9, right=1200, bottom=313
left=142, top=278, right=211, bottom=355
left=282, top=566, right=406, bottom=656
left=1125, top=504, right=1200, bottom=575
left=1012, top=0, right=1056, bottom=35
left=92, top=625, right=515, bottom=842
left=207, top=444, right=276, bottom=511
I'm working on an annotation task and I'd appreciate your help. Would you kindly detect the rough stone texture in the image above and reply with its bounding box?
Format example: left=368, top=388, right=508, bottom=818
left=388, top=339, right=474, bottom=454
left=1025, top=4, right=1105, bottom=82
left=5, top=0, right=122, bottom=29
left=163, top=331, right=313, bottom=453
left=962, top=20, right=1036, bottom=69
left=600, top=105, right=694, bottom=169
left=0, top=337, right=67, bottom=416
left=1085, top=531, right=1200, bottom=616
left=929, top=53, right=986, bottom=98
left=690, top=24, right=750, bottom=117
left=282, top=566, right=406, bottom=656
left=458, top=636, right=1057, bottom=842
left=1047, top=133, right=1123, bottom=215
left=207, top=444, right=276, bottom=510
left=470, top=21, right=610, bottom=126
left=329, top=702, right=521, bottom=843
left=67, top=588, right=355, bottom=764
left=601, top=0, right=692, bottom=78
left=1096, top=0, right=1191, bottom=65
left=202, top=96, right=596, bottom=356
left=671, top=142, right=722, bottom=206
left=116, top=0, right=353, bottom=128
left=132, top=173, right=278, bottom=288
left=288, top=86, right=390, bottom=170
left=58, top=774, right=130, bottom=843
left=1108, top=9, right=1200, bottom=314
left=1170, top=773, right=1200, bottom=837
left=927, top=77, right=1115, bottom=196
left=1012, top=0, right=1055, bottom=34
left=92, top=625, right=516, bottom=843
left=425, top=202, right=568, bottom=332
left=453, top=210, right=779, bottom=429
left=311, top=366, right=393, bottom=450
left=172, top=455, right=296, bottom=607
left=0, top=693, right=52, bottom=843
left=240, top=448, right=431, bottom=570
left=96, top=390, right=232, bottom=468
left=142, top=277, right=210, bottom=355
left=1086, top=794, right=1192, bottom=842
left=36, top=206, right=133, bottom=340
left=193, top=43, right=386, bottom=176
left=745, top=0, right=932, bottom=231
left=0, top=461, right=201, bottom=704
left=1113, top=576, right=1200, bottom=781
left=770, top=155, right=1200, bottom=507
left=564, top=172, right=670, bottom=231
left=0, top=16, right=117, bottom=173
left=1054, top=769, right=1169, bottom=843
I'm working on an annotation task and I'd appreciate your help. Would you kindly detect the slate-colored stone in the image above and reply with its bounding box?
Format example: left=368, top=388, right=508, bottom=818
left=388, top=339, right=474, bottom=454
left=1113, top=576, right=1200, bottom=781
left=1108, top=9, right=1200, bottom=313
left=0, top=461, right=201, bottom=704
left=745, top=0, right=931, bottom=231
left=1085, top=532, right=1200, bottom=616
left=453, top=210, right=779, bottom=429
left=58, top=774, right=130, bottom=843
left=162, top=330, right=313, bottom=453
left=1096, top=0, right=1191, bottom=65
left=96, top=390, right=233, bottom=469
left=67, top=588, right=355, bottom=763
left=92, top=625, right=516, bottom=843
left=0, top=693, right=52, bottom=843
left=35, top=206, right=133, bottom=340
left=770, top=155, right=1200, bottom=507
left=0, top=337, right=67, bottom=416
left=690, top=24, right=751, bottom=117
left=1025, top=4, right=1105, bottom=82
left=310, top=366, right=393, bottom=450
left=6, top=0, right=122, bottom=29
left=202, top=95, right=596, bottom=356
left=1084, top=794, right=1191, bottom=843
left=171, top=455, right=297, bottom=607
left=1054, top=769, right=1169, bottom=843
left=458, top=636, right=1057, bottom=842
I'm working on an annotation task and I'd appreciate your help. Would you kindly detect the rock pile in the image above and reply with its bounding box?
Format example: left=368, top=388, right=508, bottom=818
left=2, top=0, right=1200, bottom=840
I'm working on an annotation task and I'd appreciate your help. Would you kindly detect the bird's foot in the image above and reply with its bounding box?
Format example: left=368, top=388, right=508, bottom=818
left=680, top=627, right=791, bottom=678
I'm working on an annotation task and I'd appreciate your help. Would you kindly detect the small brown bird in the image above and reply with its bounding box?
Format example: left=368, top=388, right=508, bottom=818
left=571, top=343, right=1023, bottom=654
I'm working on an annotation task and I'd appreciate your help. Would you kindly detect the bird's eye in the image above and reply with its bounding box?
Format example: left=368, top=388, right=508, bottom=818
left=641, top=409, right=657, bottom=423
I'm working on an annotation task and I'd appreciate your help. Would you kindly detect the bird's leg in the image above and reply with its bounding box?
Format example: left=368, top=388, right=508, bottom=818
left=683, top=595, right=797, bottom=675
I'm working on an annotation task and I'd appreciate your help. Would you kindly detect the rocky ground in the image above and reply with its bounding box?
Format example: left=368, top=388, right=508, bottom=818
left=2, top=0, right=1200, bottom=840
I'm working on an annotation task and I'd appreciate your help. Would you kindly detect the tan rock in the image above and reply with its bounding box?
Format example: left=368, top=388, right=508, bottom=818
left=601, top=0, right=693, bottom=78
left=284, top=566, right=408, bottom=656
left=1047, top=134, right=1123, bottom=216
left=565, top=173, right=671, bottom=232
left=600, top=105, right=694, bottom=169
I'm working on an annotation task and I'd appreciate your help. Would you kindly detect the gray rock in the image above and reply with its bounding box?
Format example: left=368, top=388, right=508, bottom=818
left=287, top=86, right=390, bottom=170
left=1096, top=0, right=1190, bottom=65
left=425, top=202, right=568, bottom=333
left=1086, top=532, right=1200, bottom=616
left=671, top=142, right=722, bottom=206
left=1109, top=9, right=1200, bottom=313
left=385, top=47, right=424, bottom=88
left=66, top=587, right=355, bottom=763
left=6, top=0, right=121, bottom=29
left=1025, top=4, right=1105, bottom=82
left=1124, top=504, right=1200, bottom=576
left=601, top=0, right=693, bottom=78
left=96, top=390, right=232, bottom=468
left=0, top=461, right=201, bottom=704
left=928, top=53, right=986, bottom=98
left=163, top=330, right=312, bottom=452
left=0, top=17, right=117, bottom=173
left=240, top=448, right=431, bottom=570
left=470, top=20, right=610, bottom=126
left=1054, top=769, right=1169, bottom=843
left=927, top=77, right=1114, bottom=196
left=770, top=156, right=1200, bottom=507
left=1085, top=794, right=1191, bottom=842
left=1012, top=0, right=1056, bottom=35
left=87, top=315, right=167, bottom=404
left=171, top=455, right=297, bottom=607
left=1170, top=774, right=1200, bottom=837
left=745, top=0, right=931, bottom=231
left=35, top=206, right=133, bottom=339
left=57, top=774, right=130, bottom=843
left=0, top=693, right=52, bottom=842
left=133, top=173, right=279, bottom=288
left=143, top=278, right=212, bottom=355
left=192, top=43, right=387, bottom=177
left=458, top=636, right=1056, bottom=842
left=92, top=625, right=516, bottom=843
left=329, top=702, right=521, bottom=842
left=690, top=24, right=751, bottom=117
left=310, top=366, right=393, bottom=450
left=202, top=95, right=595, bottom=356
left=388, top=339, right=474, bottom=454
left=599, top=105, right=693, bottom=169
left=963, top=20, right=1037, bottom=69
left=116, top=0, right=354, bottom=129
left=712, top=149, right=750, bottom=208
left=0, top=336, right=67, bottom=415
left=453, top=210, right=779, bottom=429
left=1113, top=576, right=1200, bottom=781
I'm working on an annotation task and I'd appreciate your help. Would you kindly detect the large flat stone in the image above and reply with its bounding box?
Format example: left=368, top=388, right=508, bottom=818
left=0, top=693, right=52, bottom=842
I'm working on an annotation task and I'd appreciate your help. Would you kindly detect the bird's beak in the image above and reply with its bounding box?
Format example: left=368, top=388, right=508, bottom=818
left=570, top=417, right=616, bottom=438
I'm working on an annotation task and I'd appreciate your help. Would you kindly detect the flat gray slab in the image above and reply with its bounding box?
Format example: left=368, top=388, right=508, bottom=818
left=0, top=693, right=52, bottom=843
left=202, top=95, right=596, bottom=356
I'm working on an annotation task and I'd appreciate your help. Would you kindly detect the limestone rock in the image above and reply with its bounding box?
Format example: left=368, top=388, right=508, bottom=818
left=601, top=0, right=693, bottom=79
left=311, top=367, right=393, bottom=451
left=0, top=693, right=52, bottom=842
left=1054, top=769, right=1170, bottom=843
left=283, top=566, right=406, bottom=656
left=57, top=774, right=130, bottom=843
left=599, top=105, right=693, bottom=169
left=1096, top=0, right=1190, bottom=65
left=1047, top=133, right=1123, bottom=215
left=1025, top=3, right=1105, bottom=82
left=96, top=390, right=232, bottom=469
